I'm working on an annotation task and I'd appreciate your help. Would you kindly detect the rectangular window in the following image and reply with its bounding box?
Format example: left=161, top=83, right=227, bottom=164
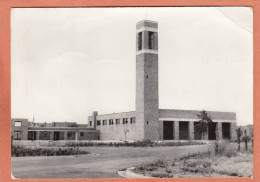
left=123, top=118, right=128, bottom=124
left=109, top=119, right=113, bottom=125
left=97, top=120, right=101, bottom=126
left=14, top=121, right=22, bottom=126
left=14, top=131, right=21, bottom=140
left=103, top=120, right=107, bottom=125
left=43, top=131, right=47, bottom=138
left=80, top=132, right=84, bottom=137
left=116, top=119, right=120, bottom=125
left=89, top=121, right=92, bottom=126
left=138, top=32, right=142, bottom=50
left=148, top=32, right=154, bottom=49
left=67, top=132, right=72, bottom=137
left=130, top=117, right=136, bottom=124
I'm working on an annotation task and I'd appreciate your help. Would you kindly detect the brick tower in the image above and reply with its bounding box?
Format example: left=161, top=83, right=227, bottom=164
left=135, top=20, right=159, bottom=141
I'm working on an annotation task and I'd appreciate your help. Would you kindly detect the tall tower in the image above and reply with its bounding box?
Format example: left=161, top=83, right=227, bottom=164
left=135, top=20, right=159, bottom=141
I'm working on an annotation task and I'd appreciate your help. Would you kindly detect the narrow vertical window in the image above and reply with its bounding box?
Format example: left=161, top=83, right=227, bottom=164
left=148, top=32, right=154, bottom=49
left=138, top=32, right=142, bottom=50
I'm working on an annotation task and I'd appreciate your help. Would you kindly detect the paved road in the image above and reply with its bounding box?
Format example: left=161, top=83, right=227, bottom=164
left=12, top=144, right=209, bottom=179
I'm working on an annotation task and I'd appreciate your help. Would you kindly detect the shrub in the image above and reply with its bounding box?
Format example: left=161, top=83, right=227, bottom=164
left=214, top=141, right=237, bottom=158
left=151, top=172, right=170, bottom=178
left=65, top=140, right=205, bottom=148
left=11, top=146, right=89, bottom=157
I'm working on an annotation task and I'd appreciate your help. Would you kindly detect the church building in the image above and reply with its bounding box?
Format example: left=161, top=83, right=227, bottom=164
left=11, top=20, right=237, bottom=142
left=87, top=20, right=237, bottom=141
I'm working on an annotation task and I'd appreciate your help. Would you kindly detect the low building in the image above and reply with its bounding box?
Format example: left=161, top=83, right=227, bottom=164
left=11, top=118, right=99, bottom=141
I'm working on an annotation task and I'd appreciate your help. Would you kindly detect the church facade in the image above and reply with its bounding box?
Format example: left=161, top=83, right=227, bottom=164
left=87, top=20, right=237, bottom=141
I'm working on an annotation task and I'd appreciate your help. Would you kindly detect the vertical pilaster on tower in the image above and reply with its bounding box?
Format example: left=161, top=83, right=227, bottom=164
left=135, top=20, right=159, bottom=141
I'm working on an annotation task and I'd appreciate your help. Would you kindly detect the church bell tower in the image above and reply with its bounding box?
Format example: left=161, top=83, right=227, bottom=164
left=135, top=20, right=159, bottom=141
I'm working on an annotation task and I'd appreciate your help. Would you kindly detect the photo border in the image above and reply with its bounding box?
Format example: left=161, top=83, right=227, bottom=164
left=0, top=0, right=259, bottom=181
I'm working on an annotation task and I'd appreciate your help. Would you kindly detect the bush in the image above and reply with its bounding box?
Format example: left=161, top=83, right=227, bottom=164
left=214, top=141, right=237, bottom=158
left=65, top=140, right=205, bottom=148
left=11, top=146, right=89, bottom=157
left=135, top=159, right=167, bottom=174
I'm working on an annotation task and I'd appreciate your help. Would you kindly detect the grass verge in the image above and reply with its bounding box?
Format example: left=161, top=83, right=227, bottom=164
left=133, top=141, right=253, bottom=178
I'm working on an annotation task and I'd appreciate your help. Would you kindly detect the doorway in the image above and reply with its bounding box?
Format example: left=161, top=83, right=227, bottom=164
left=163, top=121, right=174, bottom=140
left=208, top=122, right=217, bottom=140
left=54, top=131, right=60, bottom=140
left=179, top=121, right=189, bottom=140
left=28, top=131, right=36, bottom=140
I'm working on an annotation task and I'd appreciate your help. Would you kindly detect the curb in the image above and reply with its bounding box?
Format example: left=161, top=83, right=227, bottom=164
left=118, top=167, right=152, bottom=178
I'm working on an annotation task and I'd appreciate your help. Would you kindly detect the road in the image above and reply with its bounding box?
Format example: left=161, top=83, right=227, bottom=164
left=12, top=144, right=209, bottom=179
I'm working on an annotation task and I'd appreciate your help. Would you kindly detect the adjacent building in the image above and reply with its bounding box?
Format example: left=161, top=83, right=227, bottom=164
left=11, top=118, right=99, bottom=141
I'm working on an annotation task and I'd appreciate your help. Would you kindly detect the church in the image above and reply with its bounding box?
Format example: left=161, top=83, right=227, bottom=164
left=11, top=20, right=237, bottom=142
left=87, top=20, right=237, bottom=141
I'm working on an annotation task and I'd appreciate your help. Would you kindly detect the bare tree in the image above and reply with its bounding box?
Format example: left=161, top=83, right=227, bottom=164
left=236, top=127, right=242, bottom=151
left=242, top=129, right=250, bottom=150
left=247, top=125, right=254, bottom=148
left=124, top=129, right=129, bottom=142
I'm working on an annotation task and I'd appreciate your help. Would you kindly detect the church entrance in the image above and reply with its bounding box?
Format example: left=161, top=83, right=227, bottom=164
left=163, top=121, right=174, bottom=140
left=179, top=121, right=189, bottom=140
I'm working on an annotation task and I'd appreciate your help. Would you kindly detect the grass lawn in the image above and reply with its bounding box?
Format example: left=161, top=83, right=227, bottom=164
left=133, top=141, right=253, bottom=178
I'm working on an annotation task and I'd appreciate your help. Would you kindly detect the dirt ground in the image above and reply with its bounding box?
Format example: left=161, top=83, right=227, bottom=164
left=12, top=144, right=209, bottom=179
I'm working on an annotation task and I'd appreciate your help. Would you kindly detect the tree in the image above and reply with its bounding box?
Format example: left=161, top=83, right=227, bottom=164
left=242, top=129, right=250, bottom=150
left=195, top=110, right=213, bottom=140
left=236, top=127, right=242, bottom=151
left=247, top=125, right=254, bottom=148
left=124, top=129, right=129, bottom=142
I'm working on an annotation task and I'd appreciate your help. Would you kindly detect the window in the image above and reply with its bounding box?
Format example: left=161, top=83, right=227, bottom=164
left=146, top=74, right=148, bottom=79
left=130, top=117, right=136, bottom=124
left=67, top=132, right=72, bottom=137
left=148, top=31, right=154, bottom=49
left=123, top=118, right=128, bottom=124
left=103, top=120, right=107, bottom=125
left=138, top=32, right=142, bottom=50
left=80, top=132, right=84, bottom=137
left=116, top=119, right=120, bottom=125
left=14, top=131, right=21, bottom=140
left=14, top=121, right=21, bottom=126
left=147, top=121, right=149, bottom=125
left=109, top=119, right=114, bottom=125
left=89, top=121, right=92, bottom=126
left=43, top=131, right=48, bottom=137
left=97, top=120, right=101, bottom=126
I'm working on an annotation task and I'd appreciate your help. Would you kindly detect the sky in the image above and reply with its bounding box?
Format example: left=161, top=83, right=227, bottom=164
left=11, top=7, right=253, bottom=126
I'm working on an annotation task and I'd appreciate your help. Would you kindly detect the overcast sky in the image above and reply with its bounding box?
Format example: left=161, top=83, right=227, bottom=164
left=11, top=7, right=253, bottom=126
